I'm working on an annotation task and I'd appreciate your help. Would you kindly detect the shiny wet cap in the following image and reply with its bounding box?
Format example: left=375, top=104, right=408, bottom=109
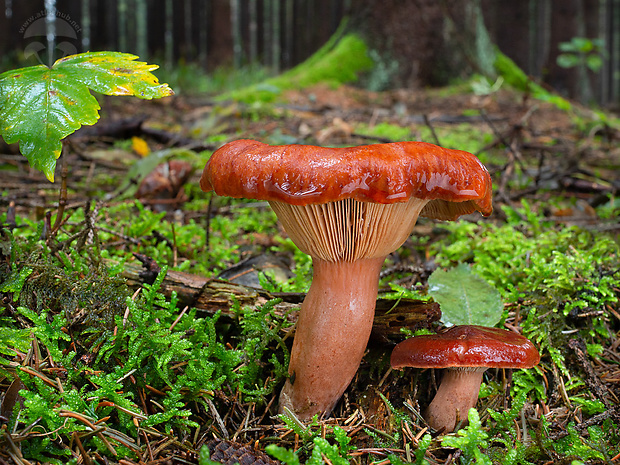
left=200, top=139, right=493, bottom=220
left=390, top=325, right=540, bottom=370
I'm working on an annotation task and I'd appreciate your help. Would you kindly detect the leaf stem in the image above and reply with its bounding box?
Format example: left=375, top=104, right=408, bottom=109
left=51, top=142, right=69, bottom=237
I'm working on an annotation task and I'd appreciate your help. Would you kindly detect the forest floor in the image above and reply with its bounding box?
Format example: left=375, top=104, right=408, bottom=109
left=1, top=80, right=620, bottom=464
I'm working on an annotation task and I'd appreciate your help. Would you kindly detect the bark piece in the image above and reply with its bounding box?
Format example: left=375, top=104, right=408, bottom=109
left=116, top=260, right=440, bottom=338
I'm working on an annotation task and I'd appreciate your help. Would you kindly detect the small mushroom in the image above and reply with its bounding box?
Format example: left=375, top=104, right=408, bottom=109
left=391, top=325, right=540, bottom=432
left=200, top=139, right=492, bottom=420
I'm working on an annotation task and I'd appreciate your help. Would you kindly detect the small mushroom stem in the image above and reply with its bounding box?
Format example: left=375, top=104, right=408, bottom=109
left=279, top=256, right=385, bottom=420
left=425, top=367, right=487, bottom=432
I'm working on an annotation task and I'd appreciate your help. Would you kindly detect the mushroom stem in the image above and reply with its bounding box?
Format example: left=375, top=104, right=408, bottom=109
left=279, top=256, right=385, bottom=420
left=425, top=367, right=487, bottom=432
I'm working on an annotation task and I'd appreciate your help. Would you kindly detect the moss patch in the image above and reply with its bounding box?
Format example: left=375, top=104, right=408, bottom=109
left=219, top=34, right=374, bottom=104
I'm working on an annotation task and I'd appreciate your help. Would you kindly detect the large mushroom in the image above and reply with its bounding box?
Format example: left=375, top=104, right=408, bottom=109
left=200, top=139, right=492, bottom=420
left=391, top=325, right=540, bottom=432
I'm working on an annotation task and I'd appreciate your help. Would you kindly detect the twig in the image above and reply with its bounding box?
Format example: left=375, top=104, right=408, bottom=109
left=207, top=399, right=230, bottom=440
left=72, top=431, right=94, bottom=465
left=171, top=222, right=178, bottom=267
left=548, top=407, right=619, bottom=440
left=95, top=401, right=148, bottom=421
left=205, top=193, right=213, bottom=254
left=169, top=306, right=189, bottom=331
left=231, top=403, right=254, bottom=442
left=2, top=427, right=34, bottom=465
left=480, top=109, right=527, bottom=171
left=142, top=430, right=155, bottom=462
left=350, top=447, right=405, bottom=456
left=422, top=114, right=441, bottom=146
left=94, top=225, right=141, bottom=245
left=568, top=338, right=611, bottom=408
left=59, top=410, right=117, bottom=455
left=18, top=366, right=58, bottom=389
left=150, top=437, right=177, bottom=457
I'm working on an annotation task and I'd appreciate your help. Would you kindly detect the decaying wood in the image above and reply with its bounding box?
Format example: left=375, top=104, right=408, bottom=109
left=72, top=115, right=218, bottom=152
left=118, top=260, right=441, bottom=339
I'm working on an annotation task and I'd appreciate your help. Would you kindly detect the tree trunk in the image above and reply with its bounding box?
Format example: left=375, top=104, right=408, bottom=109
left=117, top=0, right=127, bottom=52
left=230, top=0, right=242, bottom=68
left=80, top=0, right=91, bottom=51
left=248, top=0, right=258, bottom=64
left=198, top=0, right=209, bottom=69
left=0, top=6, right=8, bottom=61
left=547, top=0, right=580, bottom=97
left=164, top=0, right=173, bottom=66
left=601, top=0, right=620, bottom=104
left=271, top=0, right=280, bottom=73
left=135, top=0, right=147, bottom=58
left=283, top=0, right=293, bottom=69
left=349, top=0, right=474, bottom=87
left=146, top=0, right=166, bottom=62
left=263, top=0, right=272, bottom=68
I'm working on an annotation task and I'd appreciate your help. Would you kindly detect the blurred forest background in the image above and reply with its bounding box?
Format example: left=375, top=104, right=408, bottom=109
left=0, top=0, right=618, bottom=107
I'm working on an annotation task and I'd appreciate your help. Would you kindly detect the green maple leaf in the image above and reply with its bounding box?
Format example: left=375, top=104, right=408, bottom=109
left=0, top=51, right=173, bottom=181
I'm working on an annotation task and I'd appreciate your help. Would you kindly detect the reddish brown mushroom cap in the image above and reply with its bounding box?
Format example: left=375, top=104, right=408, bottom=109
left=390, top=325, right=540, bottom=370
left=391, top=325, right=540, bottom=432
left=200, top=139, right=492, bottom=220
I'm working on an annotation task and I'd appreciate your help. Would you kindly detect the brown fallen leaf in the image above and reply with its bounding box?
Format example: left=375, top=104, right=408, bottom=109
left=135, top=159, right=195, bottom=211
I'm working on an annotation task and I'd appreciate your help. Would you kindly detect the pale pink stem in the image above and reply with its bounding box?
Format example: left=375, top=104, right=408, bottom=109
left=278, top=256, right=385, bottom=420
left=425, top=368, right=487, bottom=432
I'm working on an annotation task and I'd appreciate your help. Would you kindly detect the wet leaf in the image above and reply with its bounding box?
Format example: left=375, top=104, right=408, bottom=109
left=428, top=263, right=503, bottom=327
left=0, top=52, right=173, bottom=181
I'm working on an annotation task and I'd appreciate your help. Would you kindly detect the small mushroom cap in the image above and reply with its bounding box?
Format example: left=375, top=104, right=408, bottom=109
left=200, top=139, right=492, bottom=220
left=391, top=325, right=540, bottom=370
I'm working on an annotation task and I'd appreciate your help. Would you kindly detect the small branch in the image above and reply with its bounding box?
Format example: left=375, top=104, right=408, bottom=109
left=568, top=338, right=612, bottom=408
left=111, top=259, right=441, bottom=339
left=422, top=114, right=441, bottom=146
left=548, top=407, right=619, bottom=440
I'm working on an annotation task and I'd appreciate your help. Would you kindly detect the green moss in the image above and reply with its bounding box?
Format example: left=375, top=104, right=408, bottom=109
left=1, top=237, right=292, bottom=461
left=354, top=122, right=413, bottom=141
left=417, top=123, right=494, bottom=156
left=219, top=34, right=373, bottom=104
left=494, top=50, right=572, bottom=111
left=432, top=200, right=619, bottom=380
left=155, top=62, right=272, bottom=96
